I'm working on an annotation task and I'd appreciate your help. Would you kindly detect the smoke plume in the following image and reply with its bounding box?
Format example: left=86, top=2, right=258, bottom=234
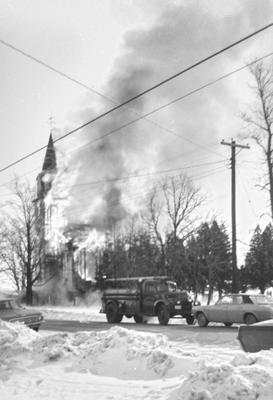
left=55, top=0, right=273, bottom=232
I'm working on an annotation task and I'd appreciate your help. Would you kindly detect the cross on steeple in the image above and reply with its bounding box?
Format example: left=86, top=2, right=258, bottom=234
left=48, top=114, right=55, bottom=133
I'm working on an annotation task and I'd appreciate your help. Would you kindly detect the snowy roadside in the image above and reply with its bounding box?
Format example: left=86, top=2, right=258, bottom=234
left=1, top=315, right=273, bottom=399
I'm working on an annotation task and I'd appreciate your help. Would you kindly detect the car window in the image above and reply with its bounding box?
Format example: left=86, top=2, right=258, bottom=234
left=250, top=295, right=273, bottom=305
left=242, top=295, right=253, bottom=304
left=232, top=296, right=243, bottom=305
left=218, top=296, right=233, bottom=304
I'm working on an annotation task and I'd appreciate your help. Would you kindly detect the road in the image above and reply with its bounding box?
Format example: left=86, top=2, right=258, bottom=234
left=41, top=319, right=241, bottom=347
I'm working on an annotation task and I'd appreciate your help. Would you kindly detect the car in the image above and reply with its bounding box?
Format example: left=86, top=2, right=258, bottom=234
left=0, top=298, right=44, bottom=331
left=238, top=320, right=273, bottom=352
left=193, top=293, right=273, bottom=327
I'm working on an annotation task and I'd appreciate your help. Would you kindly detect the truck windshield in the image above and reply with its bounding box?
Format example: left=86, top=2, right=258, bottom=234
left=167, top=281, right=177, bottom=292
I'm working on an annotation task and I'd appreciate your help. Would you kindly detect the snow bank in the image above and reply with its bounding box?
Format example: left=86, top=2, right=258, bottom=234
left=1, top=321, right=273, bottom=399
left=172, top=352, right=273, bottom=400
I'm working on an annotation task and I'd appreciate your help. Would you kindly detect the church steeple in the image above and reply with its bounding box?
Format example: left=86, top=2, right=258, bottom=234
left=36, top=133, right=57, bottom=199
left=42, top=133, right=57, bottom=171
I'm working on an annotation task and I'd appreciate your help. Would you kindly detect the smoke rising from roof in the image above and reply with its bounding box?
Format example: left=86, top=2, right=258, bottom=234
left=55, top=0, right=273, bottom=232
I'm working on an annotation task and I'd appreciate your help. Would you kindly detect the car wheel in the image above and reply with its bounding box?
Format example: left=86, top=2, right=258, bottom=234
left=244, top=313, right=257, bottom=325
left=197, top=312, right=209, bottom=327
left=32, top=326, right=39, bottom=332
left=157, top=304, right=170, bottom=325
left=106, top=303, right=122, bottom=323
left=186, top=315, right=195, bottom=325
left=224, top=322, right=233, bottom=327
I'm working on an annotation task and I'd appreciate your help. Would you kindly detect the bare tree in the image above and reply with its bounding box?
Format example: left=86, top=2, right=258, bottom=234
left=242, top=61, right=273, bottom=218
left=145, top=186, right=166, bottom=271
left=0, top=179, right=41, bottom=304
left=0, top=225, right=25, bottom=292
left=162, top=174, right=203, bottom=241
left=143, top=174, right=203, bottom=274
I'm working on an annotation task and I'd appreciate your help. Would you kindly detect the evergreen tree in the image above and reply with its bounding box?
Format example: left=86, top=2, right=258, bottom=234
left=185, top=220, right=231, bottom=303
left=165, top=234, right=187, bottom=288
left=243, top=224, right=273, bottom=293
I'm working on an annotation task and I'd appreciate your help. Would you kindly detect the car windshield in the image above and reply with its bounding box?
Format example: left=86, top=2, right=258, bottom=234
left=0, top=300, right=11, bottom=310
left=9, top=300, right=20, bottom=309
left=0, top=300, right=21, bottom=310
left=249, top=295, right=273, bottom=305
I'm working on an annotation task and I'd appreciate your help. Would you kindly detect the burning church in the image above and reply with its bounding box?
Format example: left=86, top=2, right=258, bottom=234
left=34, top=134, right=100, bottom=304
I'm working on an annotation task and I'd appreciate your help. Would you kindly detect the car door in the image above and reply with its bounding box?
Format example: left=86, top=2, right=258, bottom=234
left=206, top=296, right=232, bottom=322
left=226, top=295, right=245, bottom=323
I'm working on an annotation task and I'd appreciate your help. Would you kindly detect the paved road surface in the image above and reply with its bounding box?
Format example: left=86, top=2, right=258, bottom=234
left=41, top=319, right=241, bottom=348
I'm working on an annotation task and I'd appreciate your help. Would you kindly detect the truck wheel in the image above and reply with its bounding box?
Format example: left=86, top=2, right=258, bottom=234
left=133, top=314, right=145, bottom=323
left=186, top=315, right=195, bottom=325
left=157, top=304, right=170, bottom=325
left=115, top=313, right=123, bottom=323
left=106, top=303, right=122, bottom=323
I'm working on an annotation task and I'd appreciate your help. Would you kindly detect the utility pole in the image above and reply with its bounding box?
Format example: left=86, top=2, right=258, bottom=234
left=221, top=139, right=250, bottom=293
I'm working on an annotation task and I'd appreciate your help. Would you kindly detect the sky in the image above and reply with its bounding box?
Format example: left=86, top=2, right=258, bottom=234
left=1, top=0, right=273, bottom=264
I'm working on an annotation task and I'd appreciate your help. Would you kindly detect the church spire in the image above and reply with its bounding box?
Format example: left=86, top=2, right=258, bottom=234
left=42, top=133, right=57, bottom=171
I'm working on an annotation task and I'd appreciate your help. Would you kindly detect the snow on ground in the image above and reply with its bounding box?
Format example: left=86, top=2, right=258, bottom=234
left=1, top=309, right=273, bottom=400
left=29, top=291, right=106, bottom=322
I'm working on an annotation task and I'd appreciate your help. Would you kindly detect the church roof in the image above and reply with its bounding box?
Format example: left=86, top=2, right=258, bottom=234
left=42, top=133, right=57, bottom=171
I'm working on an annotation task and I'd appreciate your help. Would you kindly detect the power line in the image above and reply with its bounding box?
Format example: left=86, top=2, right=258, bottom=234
left=2, top=21, right=272, bottom=107
left=49, top=49, right=273, bottom=159
left=0, top=139, right=223, bottom=190
left=237, top=171, right=259, bottom=221
left=0, top=50, right=270, bottom=176
left=61, top=166, right=228, bottom=217
left=0, top=38, right=113, bottom=102
left=1, top=38, right=220, bottom=160
left=69, top=160, right=227, bottom=188
left=1, top=23, right=273, bottom=174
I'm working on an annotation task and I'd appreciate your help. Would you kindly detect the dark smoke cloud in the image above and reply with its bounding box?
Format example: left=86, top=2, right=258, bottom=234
left=57, top=0, right=273, bottom=231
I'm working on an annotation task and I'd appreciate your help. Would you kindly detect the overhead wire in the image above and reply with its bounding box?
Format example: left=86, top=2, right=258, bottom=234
left=237, top=170, right=259, bottom=221
left=69, top=160, right=227, bottom=188
left=0, top=161, right=228, bottom=229
left=51, top=164, right=229, bottom=217
left=62, top=171, right=229, bottom=221
left=0, top=38, right=222, bottom=162
left=0, top=47, right=267, bottom=177
left=28, top=159, right=227, bottom=206
left=0, top=139, right=226, bottom=191
left=1, top=22, right=273, bottom=173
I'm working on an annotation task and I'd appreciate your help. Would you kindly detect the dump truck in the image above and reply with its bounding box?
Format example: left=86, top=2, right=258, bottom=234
left=100, top=276, right=194, bottom=325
